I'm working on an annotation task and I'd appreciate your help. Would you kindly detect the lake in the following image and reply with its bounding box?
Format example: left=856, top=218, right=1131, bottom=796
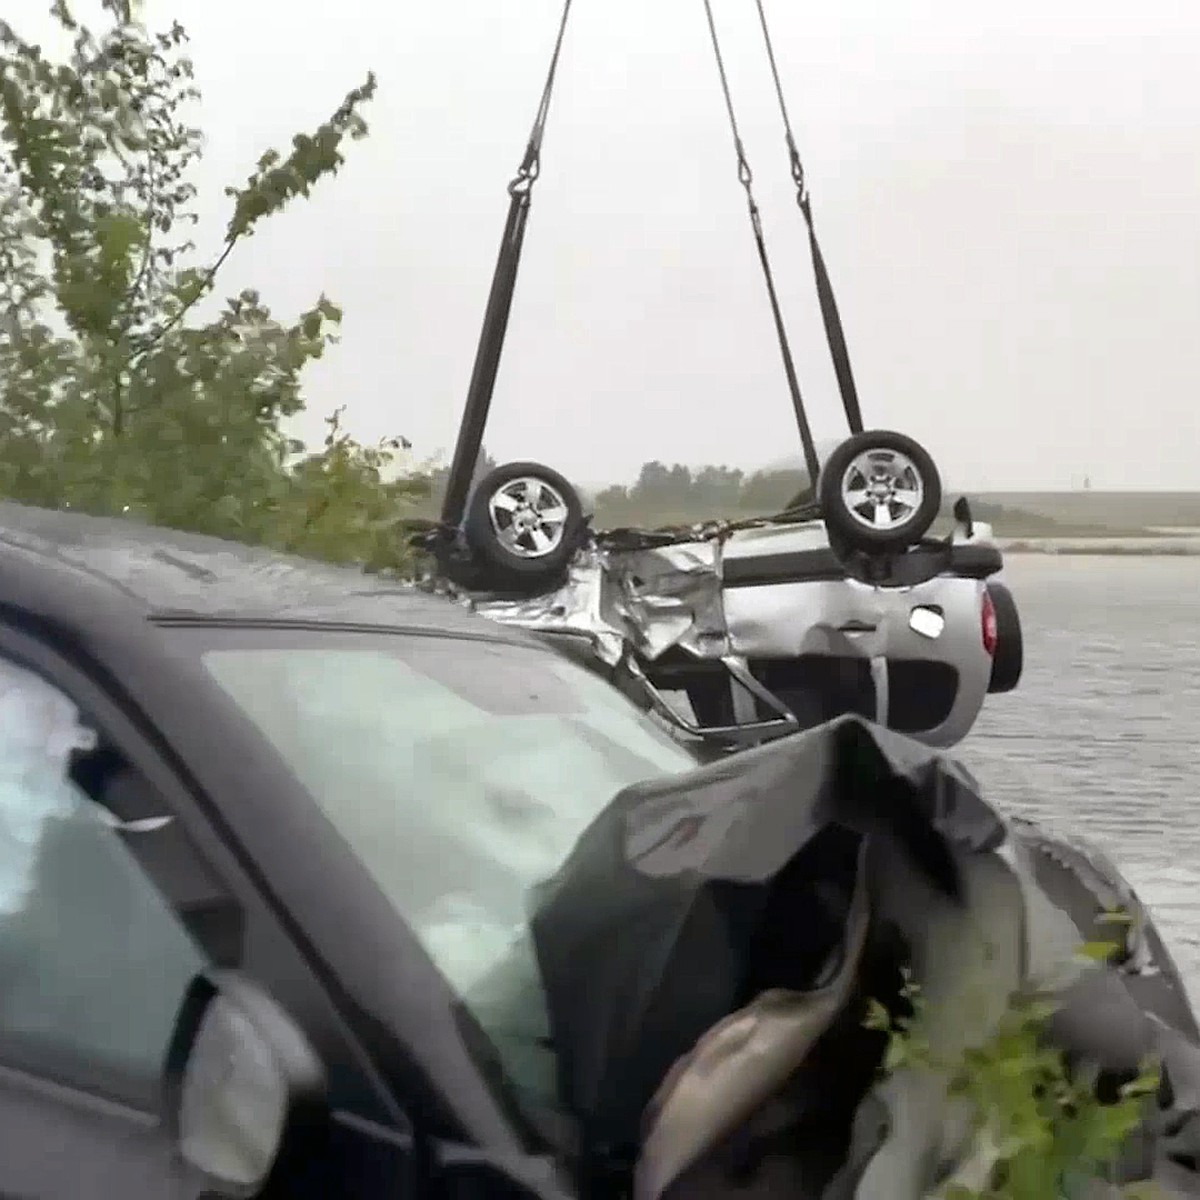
left=963, top=553, right=1200, bottom=999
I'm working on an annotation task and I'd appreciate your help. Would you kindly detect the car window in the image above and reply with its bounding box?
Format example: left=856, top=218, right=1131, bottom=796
left=0, top=656, right=206, bottom=1109
left=196, top=636, right=693, bottom=955
left=176, top=626, right=697, bottom=1111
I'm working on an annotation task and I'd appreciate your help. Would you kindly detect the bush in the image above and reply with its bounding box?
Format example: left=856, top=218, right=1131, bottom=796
left=0, top=1, right=427, bottom=574
left=865, top=923, right=1161, bottom=1198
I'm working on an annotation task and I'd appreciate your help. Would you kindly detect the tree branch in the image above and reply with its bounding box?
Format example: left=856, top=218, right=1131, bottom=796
left=125, top=233, right=235, bottom=365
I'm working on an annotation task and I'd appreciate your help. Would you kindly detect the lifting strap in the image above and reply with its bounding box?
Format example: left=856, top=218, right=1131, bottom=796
left=753, top=0, right=865, bottom=436
left=439, top=0, right=574, bottom=530
left=701, top=0, right=823, bottom=490
left=443, top=0, right=854, bottom=532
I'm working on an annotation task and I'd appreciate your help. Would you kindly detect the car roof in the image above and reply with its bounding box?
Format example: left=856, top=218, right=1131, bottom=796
left=0, top=501, right=526, bottom=641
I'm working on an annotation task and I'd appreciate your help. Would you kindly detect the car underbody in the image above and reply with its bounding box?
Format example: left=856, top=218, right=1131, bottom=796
left=419, top=0, right=1025, bottom=752
left=426, top=478, right=1023, bottom=751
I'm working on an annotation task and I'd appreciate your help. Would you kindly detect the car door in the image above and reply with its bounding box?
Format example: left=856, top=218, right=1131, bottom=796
left=0, top=627, right=419, bottom=1199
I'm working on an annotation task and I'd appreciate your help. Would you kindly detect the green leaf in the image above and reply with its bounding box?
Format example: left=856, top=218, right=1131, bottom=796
left=866, top=935, right=1162, bottom=1198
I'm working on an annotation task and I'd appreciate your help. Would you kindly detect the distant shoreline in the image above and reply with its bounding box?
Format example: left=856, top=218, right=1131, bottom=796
left=1000, top=538, right=1200, bottom=557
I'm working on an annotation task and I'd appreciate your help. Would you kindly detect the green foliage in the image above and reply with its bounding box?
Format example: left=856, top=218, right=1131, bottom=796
left=272, top=407, right=429, bottom=573
left=574, top=462, right=1112, bottom=538
left=592, top=461, right=806, bottom=526
left=0, top=1, right=426, bottom=572
left=865, top=936, right=1161, bottom=1199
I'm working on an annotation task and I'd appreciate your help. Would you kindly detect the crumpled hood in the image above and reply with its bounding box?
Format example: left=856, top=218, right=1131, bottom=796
left=526, top=713, right=1200, bottom=1197
left=529, top=715, right=1005, bottom=1151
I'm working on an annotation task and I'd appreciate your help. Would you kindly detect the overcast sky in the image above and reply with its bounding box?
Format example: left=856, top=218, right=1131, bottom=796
left=34, top=1, right=1200, bottom=489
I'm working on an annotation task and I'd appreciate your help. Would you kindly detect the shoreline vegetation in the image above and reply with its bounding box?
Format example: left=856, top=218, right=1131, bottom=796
left=1000, top=540, right=1200, bottom=556
left=583, top=489, right=1200, bottom=556
left=0, top=0, right=1193, bottom=574
left=418, top=476, right=1200, bottom=556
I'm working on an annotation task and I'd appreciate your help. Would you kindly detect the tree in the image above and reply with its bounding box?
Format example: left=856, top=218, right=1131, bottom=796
left=0, top=0, right=427, bottom=572
left=593, top=483, right=628, bottom=506
left=738, top=467, right=808, bottom=513
left=692, top=464, right=744, bottom=510
left=630, top=460, right=674, bottom=505
left=627, top=461, right=699, bottom=509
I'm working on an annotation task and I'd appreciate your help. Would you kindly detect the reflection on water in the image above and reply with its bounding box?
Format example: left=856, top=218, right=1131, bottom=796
left=962, top=555, right=1200, bottom=1003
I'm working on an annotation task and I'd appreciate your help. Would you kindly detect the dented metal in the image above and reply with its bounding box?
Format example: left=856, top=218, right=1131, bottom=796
left=471, top=537, right=729, bottom=667
left=461, top=514, right=1003, bottom=749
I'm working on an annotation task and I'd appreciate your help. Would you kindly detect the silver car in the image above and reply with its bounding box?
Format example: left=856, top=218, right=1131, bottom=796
left=429, top=431, right=1024, bottom=751
left=670, top=515, right=1018, bottom=748
left=427, top=16, right=1022, bottom=750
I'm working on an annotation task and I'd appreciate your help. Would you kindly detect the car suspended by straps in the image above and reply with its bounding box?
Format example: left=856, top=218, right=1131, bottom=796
left=419, top=0, right=1023, bottom=752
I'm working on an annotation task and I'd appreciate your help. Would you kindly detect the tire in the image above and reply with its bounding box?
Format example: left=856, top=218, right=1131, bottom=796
left=986, top=581, right=1024, bottom=694
left=463, top=460, right=584, bottom=586
left=817, top=430, right=942, bottom=553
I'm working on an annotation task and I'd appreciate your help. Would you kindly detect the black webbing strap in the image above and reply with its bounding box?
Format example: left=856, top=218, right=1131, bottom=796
left=701, top=0, right=823, bottom=489
left=754, top=0, right=864, bottom=435
left=440, top=0, right=574, bottom=530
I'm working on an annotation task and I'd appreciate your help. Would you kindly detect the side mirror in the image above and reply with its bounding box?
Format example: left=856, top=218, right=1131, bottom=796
left=163, top=970, right=327, bottom=1193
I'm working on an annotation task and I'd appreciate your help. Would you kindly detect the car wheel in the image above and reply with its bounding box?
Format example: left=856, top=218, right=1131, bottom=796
left=986, top=581, right=1023, bottom=694
left=464, top=460, right=584, bottom=587
left=817, top=430, right=942, bottom=553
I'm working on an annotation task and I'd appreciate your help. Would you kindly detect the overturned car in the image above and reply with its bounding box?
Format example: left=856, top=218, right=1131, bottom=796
left=429, top=433, right=1023, bottom=751
left=421, top=0, right=1023, bottom=752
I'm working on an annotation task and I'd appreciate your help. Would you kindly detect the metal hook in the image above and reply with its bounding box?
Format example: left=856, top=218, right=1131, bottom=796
left=507, top=155, right=540, bottom=198
left=785, top=137, right=808, bottom=202
left=735, top=138, right=753, bottom=188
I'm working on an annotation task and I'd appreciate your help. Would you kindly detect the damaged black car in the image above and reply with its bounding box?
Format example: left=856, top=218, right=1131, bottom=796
left=0, top=504, right=1197, bottom=1198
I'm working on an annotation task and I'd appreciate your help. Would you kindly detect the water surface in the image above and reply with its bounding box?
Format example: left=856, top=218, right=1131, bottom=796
left=963, top=554, right=1200, bottom=996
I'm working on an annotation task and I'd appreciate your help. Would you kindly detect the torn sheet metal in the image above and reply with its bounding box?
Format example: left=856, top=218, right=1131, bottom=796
left=470, top=547, right=626, bottom=666
left=462, top=520, right=915, bottom=671
left=471, top=540, right=729, bottom=666
left=613, top=539, right=728, bottom=660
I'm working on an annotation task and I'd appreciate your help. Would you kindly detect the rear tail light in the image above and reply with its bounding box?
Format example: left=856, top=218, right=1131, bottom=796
left=981, top=589, right=998, bottom=657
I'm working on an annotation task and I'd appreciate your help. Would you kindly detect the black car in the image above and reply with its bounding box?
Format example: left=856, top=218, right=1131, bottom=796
left=0, top=503, right=700, bottom=1199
